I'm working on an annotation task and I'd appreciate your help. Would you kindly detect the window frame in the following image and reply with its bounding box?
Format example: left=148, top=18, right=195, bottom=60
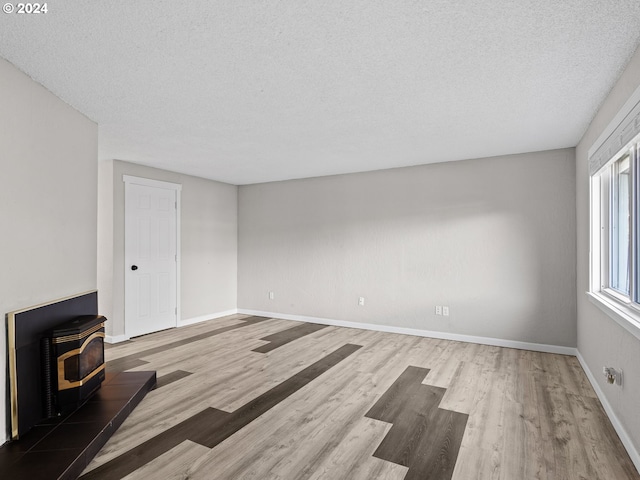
left=588, top=83, right=640, bottom=341
left=589, top=142, right=640, bottom=341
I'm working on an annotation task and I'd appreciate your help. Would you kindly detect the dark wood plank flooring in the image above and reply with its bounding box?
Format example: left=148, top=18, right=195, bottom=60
left=155, top=370, right=193, bottom=389
left=366, top=366, right=468, bottom=480
left=252, top=322, right=328, bottom=353
left=80, top=314, right=640, bottom=480
left=106, top=316, right=270, bottom=373
left=80, top=344, right=361, bottom=479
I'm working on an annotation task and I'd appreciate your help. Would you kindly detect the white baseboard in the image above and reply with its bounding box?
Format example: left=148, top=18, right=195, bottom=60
left=237, top=309, right=577, bottom=356
left=106, top=310, right=239, bottom=342
left=105, top=334, right=130, bottom=344
left=576, top=352, right=640, bottom=473
left=179, top=309, right=239, bottom=327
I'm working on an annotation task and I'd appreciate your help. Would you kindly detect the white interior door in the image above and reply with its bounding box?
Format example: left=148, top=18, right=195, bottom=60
left=125, top=178, right=179, bottom=338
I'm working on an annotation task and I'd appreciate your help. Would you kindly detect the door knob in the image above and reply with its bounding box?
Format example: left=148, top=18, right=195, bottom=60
left=131, top=265, right=138, bottom=271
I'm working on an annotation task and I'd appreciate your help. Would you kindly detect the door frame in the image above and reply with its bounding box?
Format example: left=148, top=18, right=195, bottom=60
left=123, top=174, right=182, bottom=337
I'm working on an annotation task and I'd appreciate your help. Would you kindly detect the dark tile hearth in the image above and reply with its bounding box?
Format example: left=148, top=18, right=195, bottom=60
left=0, top=371, right=156, bottom=480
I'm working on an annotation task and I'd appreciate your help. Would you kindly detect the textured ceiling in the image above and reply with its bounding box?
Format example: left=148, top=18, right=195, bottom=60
left=2, top=1, right=640, bottom=185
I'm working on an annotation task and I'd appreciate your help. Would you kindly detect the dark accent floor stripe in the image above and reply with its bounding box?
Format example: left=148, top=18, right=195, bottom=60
left=252, top=323, right=328, bottom=353
left=105, top=358, right=149, bottom=374
left=81, top=343, right=362, bottom=479
left=106, top=316, right=271, bottom=373
left=155, top=370, right=193, bottom=389
left=365, top=366, right=468, bottom=480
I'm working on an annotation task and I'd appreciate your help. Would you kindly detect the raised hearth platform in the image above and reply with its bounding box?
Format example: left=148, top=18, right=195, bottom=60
left=0, top=371, right=156, bottom=480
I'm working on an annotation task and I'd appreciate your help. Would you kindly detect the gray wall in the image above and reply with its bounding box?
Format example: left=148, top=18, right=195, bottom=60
left=576, top=46, right=640, bottom=454
left=98, top=160, right=238, bottom=339
left=0, top=58, right=98, bottom=443
left=238, top=149, right=577, bottom=347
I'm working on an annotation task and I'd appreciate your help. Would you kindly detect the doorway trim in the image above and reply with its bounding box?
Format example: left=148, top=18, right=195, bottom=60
left=123, top=175, right=182, bottom=336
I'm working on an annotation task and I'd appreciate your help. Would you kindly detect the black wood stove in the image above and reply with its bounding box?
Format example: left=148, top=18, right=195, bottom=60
left=42, top=315, right=106, bottom=416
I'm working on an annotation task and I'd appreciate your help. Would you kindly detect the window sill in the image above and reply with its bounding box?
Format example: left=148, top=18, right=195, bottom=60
left=587, top=291, right=640, bottom=341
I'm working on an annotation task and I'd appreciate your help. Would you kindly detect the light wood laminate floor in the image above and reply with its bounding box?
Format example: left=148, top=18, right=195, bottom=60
left=80, top=315, right=639, bottom=480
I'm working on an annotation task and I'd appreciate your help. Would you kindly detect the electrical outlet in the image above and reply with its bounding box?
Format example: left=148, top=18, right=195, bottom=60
left=443, top=306, right=449, bottom=316
left=435, top=306, right=442, bottom=315
left=603, top=366, right=623, bottom=387
left=358, top=297, right=365, bottom=306
left=269, top=291, right=274, bottom=300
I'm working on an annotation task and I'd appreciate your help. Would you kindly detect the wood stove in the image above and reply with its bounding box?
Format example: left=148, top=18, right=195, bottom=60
left=6, top=290, right=104, bottom=439
left=42, top=314, right=106, bottom=416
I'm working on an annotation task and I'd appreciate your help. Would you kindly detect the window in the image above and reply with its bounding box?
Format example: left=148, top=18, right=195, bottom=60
left=590, top=140, right=640, bottom=339
left=610, top=153, right=630, bottom=295
left=593, top=146, right=635, bottom=299
left=588, top=85, right=640, bottom=341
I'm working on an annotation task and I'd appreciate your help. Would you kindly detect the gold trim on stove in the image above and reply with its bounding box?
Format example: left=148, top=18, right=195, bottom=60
left=52, top=322, right=104, bottom=344
left=57, top=332, right=106, bottom=391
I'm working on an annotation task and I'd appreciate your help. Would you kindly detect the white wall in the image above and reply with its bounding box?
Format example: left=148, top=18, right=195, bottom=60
left=97, top=159, right=115, bottom=333
left=0, top=58, right=98, bottom=443
left=576, top=45, right=640, bottom=459
left=238, top=149, right=577, bottom=348
left=98, top=160, right=238, bottom=339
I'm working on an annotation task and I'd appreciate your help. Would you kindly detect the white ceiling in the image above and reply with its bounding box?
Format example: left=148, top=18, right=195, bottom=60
left=2, top=1, right=640, bottom=185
